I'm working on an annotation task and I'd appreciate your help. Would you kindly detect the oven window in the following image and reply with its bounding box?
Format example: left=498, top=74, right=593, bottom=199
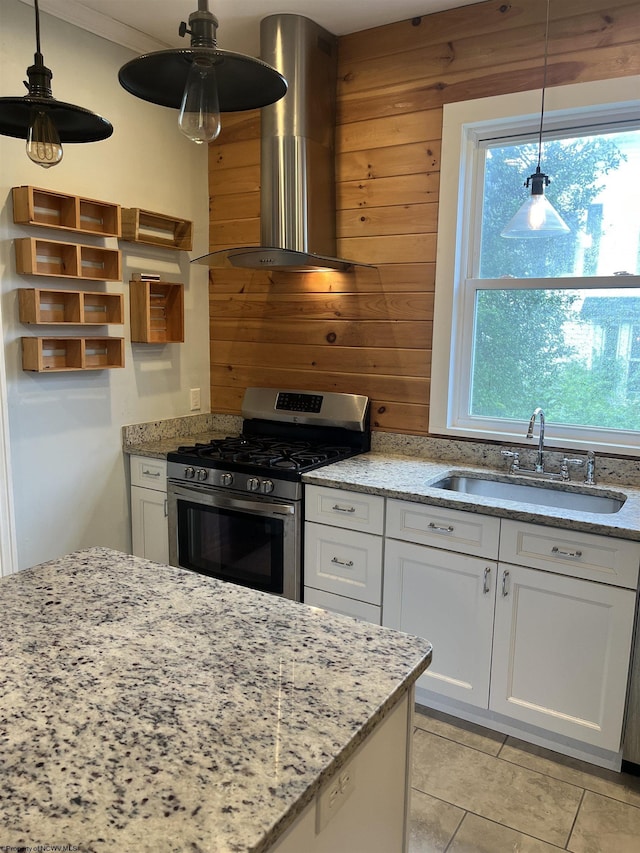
left=177, top=500, right=285, bottom=594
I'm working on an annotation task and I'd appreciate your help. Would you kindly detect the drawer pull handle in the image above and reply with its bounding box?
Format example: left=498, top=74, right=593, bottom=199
left=551, top=546, right=583, bottom=559
left=142, top=468, right=161, bottom=477
left=332, top=504, right=356, bottom=513
left=502, top=569, right=510, bottom=597
left=331, top=557, right=354, bottom=568
left=483, top=567, right=491, bottom=594
left=428, top=522, right=454, bottom=534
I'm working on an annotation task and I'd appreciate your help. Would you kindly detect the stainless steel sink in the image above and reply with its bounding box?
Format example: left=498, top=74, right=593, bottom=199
left=431, top=475, right=626, bottom=514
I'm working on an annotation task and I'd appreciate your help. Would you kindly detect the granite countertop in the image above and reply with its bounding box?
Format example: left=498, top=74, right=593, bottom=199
left=302, top=453, right=640, bottom=541
left=0, top=547, right=431, bottom=852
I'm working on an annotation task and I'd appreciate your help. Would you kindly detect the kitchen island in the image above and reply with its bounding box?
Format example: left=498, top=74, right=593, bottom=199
left=0, top=548, right=431, bottom=852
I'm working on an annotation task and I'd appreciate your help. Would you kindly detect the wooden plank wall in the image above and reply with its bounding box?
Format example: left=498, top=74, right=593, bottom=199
left=208, top=0, right=640, bottom=434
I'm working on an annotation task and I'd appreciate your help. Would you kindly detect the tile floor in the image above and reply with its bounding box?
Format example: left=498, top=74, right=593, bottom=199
left=409, top=705, right=640, bottom=852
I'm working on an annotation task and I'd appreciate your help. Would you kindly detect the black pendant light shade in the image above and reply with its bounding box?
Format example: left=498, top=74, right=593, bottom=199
left=0, top=1, right=112, bottom=145
left=118, top=49, right=287, bottom=112
left=0, top=95, right=113, bottom=142
left=118, top=1, right=287, bottom=113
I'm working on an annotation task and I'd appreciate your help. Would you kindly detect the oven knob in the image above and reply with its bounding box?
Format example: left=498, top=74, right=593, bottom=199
left=196, top=468, right=208, bottom=481
left=221, top=473, right=234, bottom=487
left=184, top=466, right=195, bottom=479
left=247, top=477, right=261, bottom=492
left=261, top=479, right=274, bottom=494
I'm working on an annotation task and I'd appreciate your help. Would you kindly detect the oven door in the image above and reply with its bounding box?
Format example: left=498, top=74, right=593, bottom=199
left=167, top=481, right=301, bottom=601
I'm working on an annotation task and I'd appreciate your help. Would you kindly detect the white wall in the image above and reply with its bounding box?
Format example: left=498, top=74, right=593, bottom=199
left=0, top=0, right=211, bottom=570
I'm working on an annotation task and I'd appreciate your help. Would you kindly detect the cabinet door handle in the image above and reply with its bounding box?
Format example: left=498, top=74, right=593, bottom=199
left=331, top=557, right=354, bottom=568
left=163, top=498, right=168, bottom=518
left=143, top=468, right=161, bottom=478
left=332, top=504, right=356, bottom=513
left=428, top=522, right=454, bottom=534
left=551, top=546, right=583, bottom=559
left=483, top=566, right=491, bottom=594
left=502, top=569, right=510, bottom=597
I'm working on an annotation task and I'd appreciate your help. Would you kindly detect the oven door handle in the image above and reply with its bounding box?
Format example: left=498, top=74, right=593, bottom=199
left=168, top=483, right=295, bottom=516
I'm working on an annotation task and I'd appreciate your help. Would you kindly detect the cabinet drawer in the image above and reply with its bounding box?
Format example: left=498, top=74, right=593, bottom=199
left=130, top=455, right=167, bottom=491
left=386, top=499, right=500, bottom=559
left=304, top=485, right=384, bottom=534
left=304, top=587, right=381, bottom=624
left=304, top=522, right=383, bottom=604
left=500, top=519, right=640, bottom=589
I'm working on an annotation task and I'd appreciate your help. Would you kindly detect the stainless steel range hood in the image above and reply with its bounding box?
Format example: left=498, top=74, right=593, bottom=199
left=193, top=14, right=372, bottom=273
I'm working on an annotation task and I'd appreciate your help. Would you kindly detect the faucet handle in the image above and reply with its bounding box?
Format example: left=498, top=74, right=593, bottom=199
left=584, top=450, right=597, bottom=485
left=501, top=450, right=519, bottom=473
left=560, top=457, right=584, bottom=480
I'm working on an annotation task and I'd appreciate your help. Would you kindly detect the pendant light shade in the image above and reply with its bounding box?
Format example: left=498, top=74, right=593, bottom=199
left=501, top=166, right=570, bottom=238
left=0, top=0, right=113, bottom=167
left=501, top=0, right=569, bottom=239
left=118, top=1, right=287, bottom=144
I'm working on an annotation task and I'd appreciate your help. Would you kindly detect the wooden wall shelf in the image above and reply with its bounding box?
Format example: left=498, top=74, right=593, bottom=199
left=130, top=280, right=184, bottom=343
left=12, top=186, right=121, bottom=237
left=22, top=337, right=125, bottom=372
left=19, top=289, right=124, bottom=326
left=15, top=238, right=121, bottom=282
left=121, top=208, right=193, bottom=251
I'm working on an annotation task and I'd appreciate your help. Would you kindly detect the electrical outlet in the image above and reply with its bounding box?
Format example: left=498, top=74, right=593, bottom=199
left=189, top=388, right=201, bottom=412
left=316, top=764, right=356, bottom=833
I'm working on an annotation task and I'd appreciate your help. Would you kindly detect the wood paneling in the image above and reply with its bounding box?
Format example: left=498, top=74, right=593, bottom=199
left=208, top=0, right=640, bottom=435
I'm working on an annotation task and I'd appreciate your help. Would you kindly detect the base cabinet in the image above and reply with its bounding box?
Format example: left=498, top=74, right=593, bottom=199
left=383, top=499, right=640, bottom=754
left=304, top=486, right=384, bottom=623
left=130, top=456, right=168, bottom=564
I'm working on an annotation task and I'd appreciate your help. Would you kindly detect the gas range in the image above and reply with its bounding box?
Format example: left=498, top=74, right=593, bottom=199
left=167, top=388, right=370, bottom=600
left=167, top=388, right=370, bottom=501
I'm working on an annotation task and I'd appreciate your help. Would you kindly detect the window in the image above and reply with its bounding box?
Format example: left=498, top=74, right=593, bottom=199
left=430, top=76, right=640, bottom=455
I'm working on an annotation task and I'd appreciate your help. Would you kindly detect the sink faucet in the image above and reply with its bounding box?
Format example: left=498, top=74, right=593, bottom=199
left=526, top=407, right=545, bottom=473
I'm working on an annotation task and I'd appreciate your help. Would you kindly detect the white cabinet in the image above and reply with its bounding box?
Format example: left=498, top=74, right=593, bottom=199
left=383, top=498, right=640, bottom=753
left=130, top=455, right=168, bottom=564
left=384, top=538, right=496, bottom=706
left=304, top=485, right=384, bottom=623
left=491, top=563, right=636, bottom=751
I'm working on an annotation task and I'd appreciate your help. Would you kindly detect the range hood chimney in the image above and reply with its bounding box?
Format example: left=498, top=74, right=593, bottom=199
left=193, top=14, right=371, bottom=273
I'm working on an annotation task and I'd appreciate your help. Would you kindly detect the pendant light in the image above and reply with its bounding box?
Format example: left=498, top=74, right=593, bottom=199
left=501, top=0, right=570, bottom=238
left=0, top=0, right=112, bottom=168
left=118, top=0, right=287, bottom=145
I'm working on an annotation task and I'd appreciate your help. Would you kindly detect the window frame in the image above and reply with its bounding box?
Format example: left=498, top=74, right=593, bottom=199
left=430, top=75, right=640, bottom=456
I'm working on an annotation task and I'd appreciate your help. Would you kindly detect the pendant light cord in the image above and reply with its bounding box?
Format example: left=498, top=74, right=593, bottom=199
left=34, top=0, right=43, bottom=56
left=536, top=0, right=551, bottom=170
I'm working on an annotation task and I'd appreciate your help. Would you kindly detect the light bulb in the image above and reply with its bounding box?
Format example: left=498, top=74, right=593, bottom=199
left=178, top=57, right=221, bottom=144
left=26, top=110, right=63, bottom=168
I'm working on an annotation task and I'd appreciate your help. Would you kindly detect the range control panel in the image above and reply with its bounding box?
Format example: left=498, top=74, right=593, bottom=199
left=276, top=392, right=323, bottom=413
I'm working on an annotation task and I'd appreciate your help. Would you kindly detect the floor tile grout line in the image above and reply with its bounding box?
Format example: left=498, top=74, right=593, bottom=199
left=443, top=808, right=466, bottom=853
left=564, top=788, right=587, bottom=851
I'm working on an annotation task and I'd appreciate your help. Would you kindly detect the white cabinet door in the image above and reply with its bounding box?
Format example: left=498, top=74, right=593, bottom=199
left=490, top=563, right=636, bottom=751
left=383, top=539, right=496, bottom=708
left=131, top=485, right=169, bottom=564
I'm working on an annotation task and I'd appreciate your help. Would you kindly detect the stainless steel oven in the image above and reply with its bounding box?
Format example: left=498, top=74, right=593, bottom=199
left=166, top=388, right=370, bottom=602
left=167, top=480, right=301, bottom=600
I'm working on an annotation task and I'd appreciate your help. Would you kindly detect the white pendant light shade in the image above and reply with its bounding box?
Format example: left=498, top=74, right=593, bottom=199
left=501, top=167, right=570, bottom=238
